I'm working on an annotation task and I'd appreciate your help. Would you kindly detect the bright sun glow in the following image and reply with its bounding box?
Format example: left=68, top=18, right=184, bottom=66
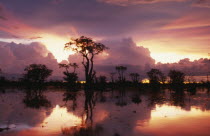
left=39, top=34, right=74, bottom=62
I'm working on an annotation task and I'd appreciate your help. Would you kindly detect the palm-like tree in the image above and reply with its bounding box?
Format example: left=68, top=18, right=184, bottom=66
left=110, top=72, right=116, bottom=83
left=115, top=66, right=127, bottom=82
left=130, top=73, right=140, bottom=83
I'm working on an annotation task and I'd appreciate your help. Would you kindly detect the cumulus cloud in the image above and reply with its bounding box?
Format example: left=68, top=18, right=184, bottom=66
left=1, top=39, right=210, bottom=81
left=0, top=38, right=155, bottom=80
left=68, top=38, right=155, bottom=79
left=0, top=42, right=62, bottom=78
left=156, top=58, right=210, bottom=77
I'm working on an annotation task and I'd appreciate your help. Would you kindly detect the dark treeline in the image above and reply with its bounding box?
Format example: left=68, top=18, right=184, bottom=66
left=0, top=36, right=210, bottom=90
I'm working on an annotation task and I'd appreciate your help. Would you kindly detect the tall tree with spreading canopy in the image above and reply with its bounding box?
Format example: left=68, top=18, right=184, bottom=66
left=23, top=64, right=52, bottom=83
left=65, top=36, right=108, bottom=85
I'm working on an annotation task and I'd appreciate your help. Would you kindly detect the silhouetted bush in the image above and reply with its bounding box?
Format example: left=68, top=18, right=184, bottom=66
left=168, top=70, right=185, bottom=84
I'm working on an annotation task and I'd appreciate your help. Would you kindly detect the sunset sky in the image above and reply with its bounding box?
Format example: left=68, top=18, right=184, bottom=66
left=0, top=0, right=210, bottom=77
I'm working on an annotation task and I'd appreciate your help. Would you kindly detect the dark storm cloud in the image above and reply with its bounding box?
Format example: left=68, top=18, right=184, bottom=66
left=192, top=0, right=210, bottom=8
left=98, top=0, right=187, bottom=6
left=0, top=0, right=190, bottom=38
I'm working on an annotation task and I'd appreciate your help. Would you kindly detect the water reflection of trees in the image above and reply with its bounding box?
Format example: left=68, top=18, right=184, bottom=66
left=60, top=86, right=210, bottom=136
left=115, top=87, right=127, bottom=107
left=63, top=91, right=78, bottom=111
left=23, top=86, right=51, bottom=109
left=147, top=87, right=166, bottom=108
left=62, top=124, right=103, bottom=136
left=169, top=87, right=185, bottom=108
left=62, top=88, right=104, bottom=136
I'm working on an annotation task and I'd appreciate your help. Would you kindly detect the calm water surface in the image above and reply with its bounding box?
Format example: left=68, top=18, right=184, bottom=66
left=1, top=87, right=210, bottom=136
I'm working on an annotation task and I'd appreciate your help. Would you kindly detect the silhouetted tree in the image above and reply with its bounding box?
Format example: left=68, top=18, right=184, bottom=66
left=0, top=68, right=6, bottom=85
left=168, top=70, right=185, bottom=84
left=97, top=76, right=107, bottom=84
left=130, top=73, right=140, bottom=83
left=160, top=72, right=167, bottom=84
left=116, top=66, right=127, bottom=82
left=64, top=73, right=78, bottom=84
left=23, top=64, right=52, bottom=83
left=59, top=63, right=78, bottom=84
left=110, top=72, right=116, bottom=83
left=70, top=63, right=79, bottom=73
left=147, top=69, right=165, bottom=84
left=65, top=36, right=108, bottom=85
left=59, top=63, right=71, bottom=73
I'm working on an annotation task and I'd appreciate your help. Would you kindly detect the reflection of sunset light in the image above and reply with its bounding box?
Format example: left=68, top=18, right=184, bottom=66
left=39, top=34, right=74, bottom=62
left=136, top=105, right=210, bottom=135
left=151, top=105, right=206, bottom=118
left=39, top=105, right=82, bottom=133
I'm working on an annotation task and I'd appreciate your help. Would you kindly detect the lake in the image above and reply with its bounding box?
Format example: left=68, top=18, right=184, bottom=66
left=1, top=87, right=210, bottom=136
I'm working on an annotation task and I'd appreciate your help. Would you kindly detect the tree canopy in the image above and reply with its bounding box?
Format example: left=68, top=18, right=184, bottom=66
left=65, top=36, right=108, bottom=84
left=23, top=64, right=53, bottom=83
left=168, top=70, right=185, bottom=84
left=147, top=69, right=165, bottom=84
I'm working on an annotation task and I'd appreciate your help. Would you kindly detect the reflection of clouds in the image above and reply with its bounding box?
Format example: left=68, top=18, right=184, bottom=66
left=136, top=105, right=210, bottom=136
left=0, top=92, right=49, bottom=127
left=1, top=88, right=210, bottom=136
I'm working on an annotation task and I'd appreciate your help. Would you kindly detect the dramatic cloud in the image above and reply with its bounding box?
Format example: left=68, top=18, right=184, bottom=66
left=0, top=0, right=210, bottom=77
left=68, top=38, right=155, bottom=79
left=0, top=38, right=155, bottom=80
left=156, top=58, right=210, bottom=79
left=0, top=42, right=62, bottom=79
